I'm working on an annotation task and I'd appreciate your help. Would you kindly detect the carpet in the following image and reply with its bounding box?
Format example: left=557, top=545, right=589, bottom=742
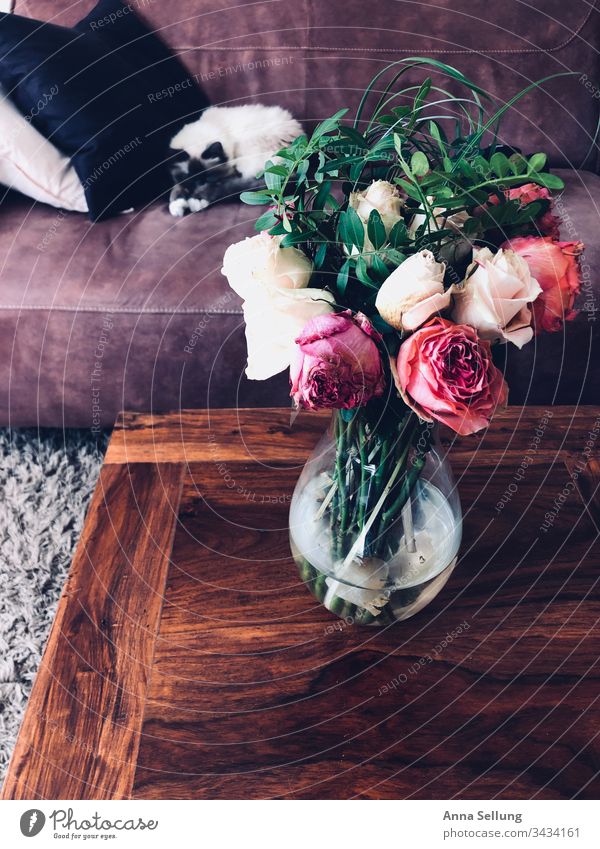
left=0, top=428, right=107, bottom=780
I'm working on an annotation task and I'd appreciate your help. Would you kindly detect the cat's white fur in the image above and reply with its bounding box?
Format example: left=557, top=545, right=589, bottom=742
left=169, top=104, right=303, bottom=177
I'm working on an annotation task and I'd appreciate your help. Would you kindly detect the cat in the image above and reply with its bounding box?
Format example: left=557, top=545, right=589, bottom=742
left=168, top=104, right=303, bottom=217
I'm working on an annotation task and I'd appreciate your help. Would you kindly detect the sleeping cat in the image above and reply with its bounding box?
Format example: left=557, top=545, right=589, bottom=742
left=168, top=104, right=303, bottom=217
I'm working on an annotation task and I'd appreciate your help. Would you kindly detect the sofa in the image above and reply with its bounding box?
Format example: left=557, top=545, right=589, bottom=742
left=1, top=0, right=598, bottom=428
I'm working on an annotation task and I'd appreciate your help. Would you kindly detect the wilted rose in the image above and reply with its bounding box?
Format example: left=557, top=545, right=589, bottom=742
left=451, top=247, right=542, bottom=348
left=502, top=236, right=584, bottom=333
left=393, top=317, right=508, bottom=435
left=375, top=250, right=450, bottom=331
left=489, top=183, right=560, bottom=238
left=290, top=311, right=386, bottom=410
left=222, top=233, right=334, bottom=379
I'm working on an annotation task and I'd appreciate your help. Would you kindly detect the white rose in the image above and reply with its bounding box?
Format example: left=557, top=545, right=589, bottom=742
left=349, top=180, right=404, bottom=235
left=375, top=250, right=450, bottom=331
left=451, top=247, right=542, bottom=348
left=348, top=181, right=404, bottom=260
left=222, top=232, right=313, bottom=299
left=222, top=233, right=334, bottom=380
left=242, top=287, right=335, bottom=380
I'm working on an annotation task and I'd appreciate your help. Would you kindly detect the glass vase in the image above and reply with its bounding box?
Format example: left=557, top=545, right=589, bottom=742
left=289, top=406, right=462, bottom=625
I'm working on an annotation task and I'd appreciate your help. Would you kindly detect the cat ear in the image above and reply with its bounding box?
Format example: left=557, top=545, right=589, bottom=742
left=201, top=141, right=227, bottom=162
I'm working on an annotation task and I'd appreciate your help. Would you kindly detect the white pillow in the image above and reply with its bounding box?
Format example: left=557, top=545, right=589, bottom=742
left=0, top=92, right=88, bottom=212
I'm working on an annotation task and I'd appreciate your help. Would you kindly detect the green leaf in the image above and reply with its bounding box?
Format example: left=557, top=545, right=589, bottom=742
left=388, top=219, right=409, bottom=247
left=429, top=121, right=452, bottom=170
left=355, top=257, right=376, bottom=287
left=413, top=77, right=432, bottom=114
left=456, top=159, right=477, bottom=181
left=314, top=242, right=327, bottom=269
left=312, top=108, right=350, bottom=139
left=385, top=248, right=407, bottom=266
left=263, top=161, right=284, bottom=191
left=490, top=151, right=510, bottom=178
left=371, top=254, right=390, bottom=281
left=472, top=155, right=492, bottom=179
left=240, top=191, right=272, bottom=205
left=528, top=152, right=547, bottom=173
left=338, top=126, right=369, bottom=148
left=515, top=200, right=544, bottom=223
left=313, top=180, right=332, bottom=210
left=367, top=210, right=387, bottom=249
left=508, top=153, right=528, bottom=175
left=338, top=207, right=364, bottom=252
left=347, top=207, right=365, bottom=251
left=462, top=216, right=482, bottom=237
left=336, top=259, right=352, bottom=296
left=254, top=210, right=279, bottom=231
left=321, top=155, right=365, bottom=173
left=410, top=151, right=429, bottom=176
left=265, top=164, right=289, bottom=177
left=528, top=171, right=564, bottom=190
left=280, top=230, right=309, bottom=247
left=393, top=178, right=421, bottom=200
left=390, top=105, right=412, bottom=120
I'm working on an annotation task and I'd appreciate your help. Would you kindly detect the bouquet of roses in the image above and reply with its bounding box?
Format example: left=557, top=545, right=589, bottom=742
left=222, top=59, right=584, bottom=625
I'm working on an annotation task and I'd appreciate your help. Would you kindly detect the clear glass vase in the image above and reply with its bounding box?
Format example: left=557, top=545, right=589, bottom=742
left=289, top=407, right=462, bottom=625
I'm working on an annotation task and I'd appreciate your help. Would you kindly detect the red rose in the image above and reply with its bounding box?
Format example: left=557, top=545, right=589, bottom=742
left=502, top=236, right=584, bottom=333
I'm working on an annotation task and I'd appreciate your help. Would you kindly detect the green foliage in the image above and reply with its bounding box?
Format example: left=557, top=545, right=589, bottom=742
left=240, top=58, right=567, bottom=318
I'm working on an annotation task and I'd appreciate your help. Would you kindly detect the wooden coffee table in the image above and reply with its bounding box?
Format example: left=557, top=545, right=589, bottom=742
left=2, top=406, right=599, bottom=800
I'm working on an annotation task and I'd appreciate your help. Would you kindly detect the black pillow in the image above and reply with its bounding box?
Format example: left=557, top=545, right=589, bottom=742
left=0, top=2, right=208, bottom=220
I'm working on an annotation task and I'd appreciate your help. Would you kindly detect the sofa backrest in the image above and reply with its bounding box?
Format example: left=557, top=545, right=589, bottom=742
left=11, top=0, right=600, bottom=171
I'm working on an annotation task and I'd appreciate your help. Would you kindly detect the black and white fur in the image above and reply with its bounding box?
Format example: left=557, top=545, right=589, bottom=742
left=168, top=105, right=303, bottom=217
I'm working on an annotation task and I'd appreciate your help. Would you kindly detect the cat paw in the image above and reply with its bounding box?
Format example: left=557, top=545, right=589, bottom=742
left=169, top=198, right=189, bottom=217
left=188, top=197, right=209, bottom=213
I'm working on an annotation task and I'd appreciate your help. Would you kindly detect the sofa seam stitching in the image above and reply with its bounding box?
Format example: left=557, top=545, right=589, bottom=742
left=177, top=4, right=597, bottom=57
left=0, top=305, right=243, bottom=315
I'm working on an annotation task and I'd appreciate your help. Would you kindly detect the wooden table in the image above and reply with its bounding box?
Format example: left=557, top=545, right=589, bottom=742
left=2, top=406, right=599, bottom=800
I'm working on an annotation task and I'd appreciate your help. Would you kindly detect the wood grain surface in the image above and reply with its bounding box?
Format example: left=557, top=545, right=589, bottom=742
left=1, top=463, right=183, bottom=800
left=3, top=407, right=599, bottom=799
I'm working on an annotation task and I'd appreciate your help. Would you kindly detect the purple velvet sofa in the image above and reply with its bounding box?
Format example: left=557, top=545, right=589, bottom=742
left=1, top=0, right=599, bottom=427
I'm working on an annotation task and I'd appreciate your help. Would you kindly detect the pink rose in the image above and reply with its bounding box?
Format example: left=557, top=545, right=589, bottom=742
left=501, top=236, right=584, bottom=333
left=489, top=183, right=560, bottom=238
left=394, top=317, right=508, bottom=435
left=290, top=311, right=385, bottom=410
left=450, top=246, right=541, bottom=349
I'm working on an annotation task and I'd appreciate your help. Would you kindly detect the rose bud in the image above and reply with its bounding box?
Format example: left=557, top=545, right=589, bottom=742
left=501, top=236, right=584, bottom=334
left=349, top=180, right=404, bottom=235
left=375, top=249, right=450, bottom=331
left=451, top=246, right=542, bottom=349
left=290, top=311, right=386, bottom=410
left=393, top=317, right=508, bottom=436
left=489, top=183, right=560, bottom=238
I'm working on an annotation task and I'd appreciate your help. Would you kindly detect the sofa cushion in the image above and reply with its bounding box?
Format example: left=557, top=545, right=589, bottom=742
left=0, top=2, right=208, bottom=220
left=0, top=168, right=597, bottom=427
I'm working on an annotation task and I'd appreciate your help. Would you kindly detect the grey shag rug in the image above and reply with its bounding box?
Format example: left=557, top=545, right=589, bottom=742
left=0, top=428, right=108, bottom=780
